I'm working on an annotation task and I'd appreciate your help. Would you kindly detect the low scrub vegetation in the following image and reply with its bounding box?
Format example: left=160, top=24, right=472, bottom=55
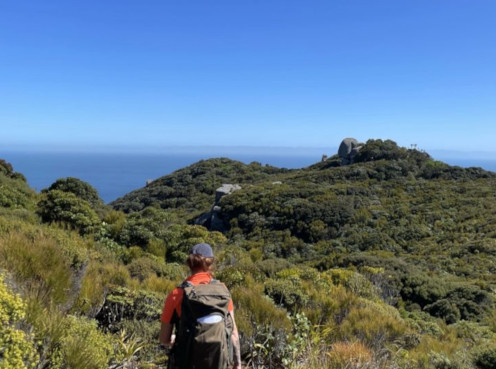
left=0, top=139, right=495, bottom=368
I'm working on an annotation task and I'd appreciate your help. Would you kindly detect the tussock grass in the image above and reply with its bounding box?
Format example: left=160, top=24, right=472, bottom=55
left=0, top=231, right=77, bottom=306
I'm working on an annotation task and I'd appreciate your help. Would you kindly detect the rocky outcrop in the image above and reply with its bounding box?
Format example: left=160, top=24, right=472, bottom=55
left=196, top=184, right=241, bottom=231
left=338, top=138, right=364, bottom=165
left=215, top=184, right=241, bottom=203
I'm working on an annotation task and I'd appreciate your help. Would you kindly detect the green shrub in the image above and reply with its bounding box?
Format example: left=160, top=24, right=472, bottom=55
left=0, top=172, right=37, bottom=210
left=402, top=309, right=443, bottom=337
left=428, top=352, right=461, bottom=369
left=43, top=177, right=104, bottom=209
left=118, top=221, right=155, bottom=248
left=473, top=346, right=496, bottom=369
left=425, top=299, right=461, bottom=324
left=37, top=190, right=101, bottom=235
left=324, top=268, right=380, bottom=300
left=230, top=285, right=290, bottom=368
left=102, top=210, right=126, bottom=239
left=95, top=286, right=163, bottom=331
left=114, top=207, right=178, bottom=248
left=337, top=300, right=408, bottom=349
left=73, top=261, right=131, bottom=316
left=215, top=244, right=253, bottom=268
left=264, top=278, right=308, bottom=311
left=215, top=267, right=246, bottom=289
left=447, top=285, right=493, bottom=321
left=216, top=263, right=264, bottom=289
left=50, top=315, right=114, bottom=369
left=0, top=159, right=19, bottom=178
left=112, top=320, right=162, bottom=364
left=231, top=285, right=290, bottom=336
left=256, top=258, right=294, bottom=278
left=0, top=274, right=38, bottom=369
left=127, top=257, right=166, bottom=281
left=401, top=272, right=449, bottom=307
left=141, top=275, right=177, bottom=294
left=161, top=262, right=187, bottom=282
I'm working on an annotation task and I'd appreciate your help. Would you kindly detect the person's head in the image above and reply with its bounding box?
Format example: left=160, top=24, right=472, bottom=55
left=187, top=243, right=214, bottom=274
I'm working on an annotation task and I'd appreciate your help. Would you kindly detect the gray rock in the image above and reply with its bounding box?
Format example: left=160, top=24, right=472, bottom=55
left=196, top=184, right=242, bottom=232
left=338, top=137, right=364, bottom=165
left=195, top=212, right=212, bottom=227
left=215, top=184, right=242, bottom=203
left=210, top=216, right=225, bottom=232
left=338, top=138, right=358, bottom=157
left=350, top=146, right=362, bottom=162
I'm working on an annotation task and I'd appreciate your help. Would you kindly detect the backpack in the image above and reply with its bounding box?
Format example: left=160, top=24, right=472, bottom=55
left=169, top=279, right=234, bottom=369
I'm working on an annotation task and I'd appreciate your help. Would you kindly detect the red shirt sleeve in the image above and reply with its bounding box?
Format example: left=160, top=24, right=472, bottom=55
left=161, top=287, right=183, bottom=324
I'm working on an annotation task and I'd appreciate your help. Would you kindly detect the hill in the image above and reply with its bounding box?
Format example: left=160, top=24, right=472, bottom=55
left=111, top=157, right=288, bottom=214
left=1, top=138, right=496, bottom=369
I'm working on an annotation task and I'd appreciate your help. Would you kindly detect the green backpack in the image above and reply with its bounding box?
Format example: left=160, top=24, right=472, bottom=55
left=169, top=280, right=234, bottom=369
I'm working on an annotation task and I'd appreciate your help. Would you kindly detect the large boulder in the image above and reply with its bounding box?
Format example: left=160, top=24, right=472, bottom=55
left=215, top=184, right=242, bottom=203
left=196, top=184, right=241, bottom=231
left=338, top=138, right=364, bottom=165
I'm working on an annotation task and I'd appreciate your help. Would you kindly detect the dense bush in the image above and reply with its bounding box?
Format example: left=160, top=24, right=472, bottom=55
left=95, top=286, right=163, bottom=331
left=473, top=346, right=496, bottom=369
left=264, top=278, right=309, bottom=311
left=354, top=139, right=412, bottom=163
left=0, top=159, right=27, bottom=181
left=49, top=315, right=114, bottom=369
left=115, top=207, right=176, bottom=248
left=127, top=256, right=169, bottom=281
left=37, top=190, right=101, bottom=234
left=0, top=167, right=37, bottom=209
left=162, top=224, right=226, bottom=263
left=43, top=177, right=104, bottom=208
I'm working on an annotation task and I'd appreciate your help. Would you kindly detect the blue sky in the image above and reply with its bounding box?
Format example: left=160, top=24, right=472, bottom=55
left=1, top=0, right=496, bottom=155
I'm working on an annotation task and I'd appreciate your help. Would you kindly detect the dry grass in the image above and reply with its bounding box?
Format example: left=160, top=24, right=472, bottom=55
left=327, top=341, right=374, bottom=369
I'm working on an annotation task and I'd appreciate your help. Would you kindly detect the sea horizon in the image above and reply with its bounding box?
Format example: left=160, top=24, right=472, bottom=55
left=2, top=148, right=496, bottom=204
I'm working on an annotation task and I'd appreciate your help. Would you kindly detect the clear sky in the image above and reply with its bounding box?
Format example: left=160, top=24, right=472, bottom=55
left=1, top=0, right=495, bottom=154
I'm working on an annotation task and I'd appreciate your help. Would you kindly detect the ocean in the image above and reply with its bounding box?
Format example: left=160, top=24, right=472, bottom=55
left=2, top=150, right=496, bottom=204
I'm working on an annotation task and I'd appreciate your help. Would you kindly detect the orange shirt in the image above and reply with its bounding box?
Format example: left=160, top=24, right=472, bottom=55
left=161, top=272, right=234, bottom=324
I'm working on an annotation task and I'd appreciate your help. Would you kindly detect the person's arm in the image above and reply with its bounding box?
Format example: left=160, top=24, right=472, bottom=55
left=159, top=322, right=174, bottom=348
left=230, top=311, right=242, bottom=369
left=160, top=288, right=181, bottom=348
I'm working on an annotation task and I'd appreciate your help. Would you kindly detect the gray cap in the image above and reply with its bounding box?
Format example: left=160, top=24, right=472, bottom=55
left=191, top=243, right=214, bottom=258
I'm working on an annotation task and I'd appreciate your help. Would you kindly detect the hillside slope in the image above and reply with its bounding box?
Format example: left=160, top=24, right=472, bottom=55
left=1, top=139, right=496, bottom=369
left=111, top=157, right=288, bottom=214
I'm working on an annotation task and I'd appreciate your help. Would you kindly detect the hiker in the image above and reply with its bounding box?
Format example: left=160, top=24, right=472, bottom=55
left=160, top=243, right=242, bottom=369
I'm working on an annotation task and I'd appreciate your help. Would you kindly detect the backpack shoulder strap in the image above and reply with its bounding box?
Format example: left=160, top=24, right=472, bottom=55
left=178, top=278, right=225, bottom=290
left=178, top=280, right=193, bottom=289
